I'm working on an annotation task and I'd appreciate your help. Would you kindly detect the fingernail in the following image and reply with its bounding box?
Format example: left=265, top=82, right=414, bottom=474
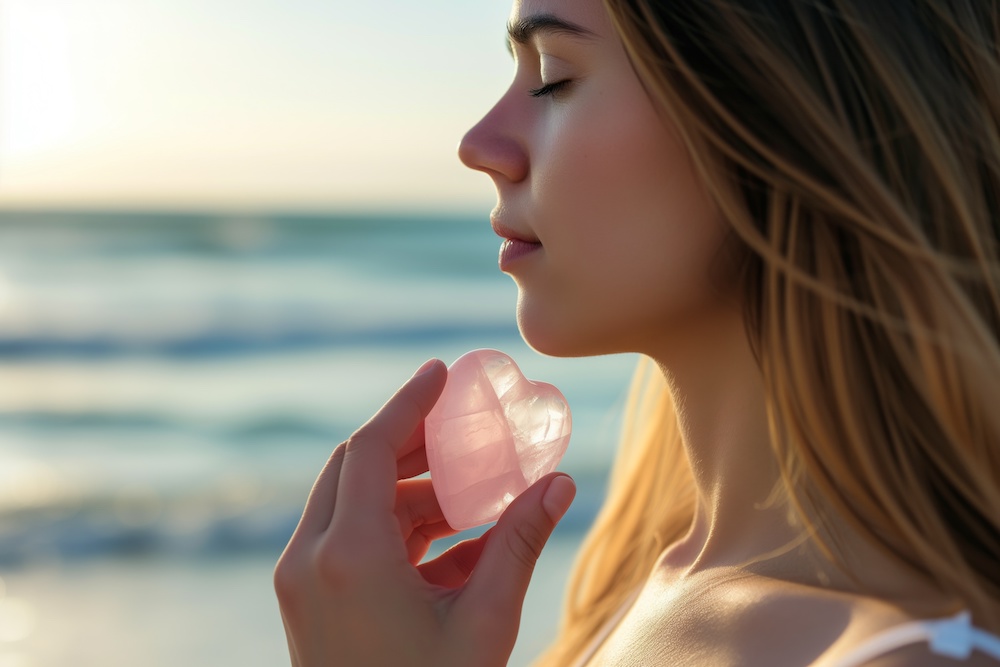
left=412, top=358, right=439, bottom=378
left=542, top=475, right=576, bottom=523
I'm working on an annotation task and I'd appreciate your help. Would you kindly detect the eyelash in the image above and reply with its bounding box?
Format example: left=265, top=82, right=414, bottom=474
left=528, top=80, right=571, bottom=98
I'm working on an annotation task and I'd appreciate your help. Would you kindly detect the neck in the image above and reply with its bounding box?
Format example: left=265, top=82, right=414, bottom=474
left=645, top=305, right=946, bottom=603
left=649, top=305, right=803, bottom=573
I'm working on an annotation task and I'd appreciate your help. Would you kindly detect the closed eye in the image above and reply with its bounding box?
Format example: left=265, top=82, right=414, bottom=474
left=528, top=80, right=572, bottom=98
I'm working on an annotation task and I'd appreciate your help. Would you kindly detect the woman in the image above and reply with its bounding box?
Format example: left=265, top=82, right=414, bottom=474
left=274, top=0, right=1000, bottom=665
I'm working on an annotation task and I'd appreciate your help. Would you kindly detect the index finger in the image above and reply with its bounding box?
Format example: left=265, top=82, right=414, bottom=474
left=332, top=359, right=446, bottom=536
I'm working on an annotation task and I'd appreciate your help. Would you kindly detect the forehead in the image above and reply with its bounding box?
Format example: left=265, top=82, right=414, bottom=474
left=509, top=0, right=610, bottom=32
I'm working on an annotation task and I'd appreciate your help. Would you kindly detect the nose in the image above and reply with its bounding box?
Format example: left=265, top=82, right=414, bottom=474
left=458, top=96, right=529, bottom=184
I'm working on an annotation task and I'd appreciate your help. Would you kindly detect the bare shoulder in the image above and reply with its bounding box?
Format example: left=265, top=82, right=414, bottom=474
left=588, top=568, right=997, bottom=667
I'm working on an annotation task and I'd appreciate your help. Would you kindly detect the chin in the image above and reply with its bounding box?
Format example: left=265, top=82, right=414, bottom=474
left=516, top=302, right=622, bottom=359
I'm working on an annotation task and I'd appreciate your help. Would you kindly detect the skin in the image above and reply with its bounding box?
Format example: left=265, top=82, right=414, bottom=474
left=458, top=0, right=731, bottom=360
left=276, top=0, right=996, bottom=664
left=274, top=360, right=577, bottom=667
left=461, top=0, right=994, bottom=665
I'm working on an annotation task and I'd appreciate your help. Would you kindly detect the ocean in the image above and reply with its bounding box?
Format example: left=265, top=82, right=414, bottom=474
left=0, top=209, right=638, bottom=666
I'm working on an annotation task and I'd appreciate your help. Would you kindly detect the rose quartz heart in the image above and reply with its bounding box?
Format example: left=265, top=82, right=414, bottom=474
left=424, top=349, right=572, bottom=530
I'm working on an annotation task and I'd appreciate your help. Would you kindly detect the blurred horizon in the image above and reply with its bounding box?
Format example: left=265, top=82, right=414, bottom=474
left=0, top=0, right=510, bottom=213
left=0, top=3, right=626, bottom=665
left=0, top=207, right=635, bottom=667
left=0, top=201, right=488, bottom=217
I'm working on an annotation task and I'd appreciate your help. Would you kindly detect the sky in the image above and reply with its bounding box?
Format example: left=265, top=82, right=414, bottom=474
left=0, top=0, right=514, bottom=212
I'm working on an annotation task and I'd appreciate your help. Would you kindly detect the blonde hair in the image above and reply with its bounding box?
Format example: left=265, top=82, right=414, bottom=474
left=537, top=1, right=1000, bottom=664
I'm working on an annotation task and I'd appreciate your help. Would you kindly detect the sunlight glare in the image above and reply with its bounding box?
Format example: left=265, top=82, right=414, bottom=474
left=0, top=2, right=80, bottom=162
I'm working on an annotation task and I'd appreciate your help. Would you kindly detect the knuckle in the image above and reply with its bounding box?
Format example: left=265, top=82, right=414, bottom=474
left=273, top=539, right=359, bottom=602
left=440, top=538, right=479, bottom=583
left=273, top=549, right=305, bottom=605
left=313, top=539, right=363, bottom=589
left=396, top=393, right=425, bottom=427
left=331, top=440, right=348, bottom=461
left=504, top=520, right=547, bottom=571
left=341, top=434, right=370, bottom=471
left=342, top=433, right=364, bottom=456
left=313, top=442, right=347, bottom=489
left=351, top=390, right=425, bottom=445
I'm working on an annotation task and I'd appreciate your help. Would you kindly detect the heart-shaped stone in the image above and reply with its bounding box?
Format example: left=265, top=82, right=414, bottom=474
left=424, top=349, right=572, bottom=530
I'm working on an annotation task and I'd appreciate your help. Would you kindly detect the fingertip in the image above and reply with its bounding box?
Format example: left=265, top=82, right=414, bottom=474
left=411, top=358, right=443, bottom=379
left=402, top=358, right=447, bottom=413
left=542, top=475, right=576, bottom=523
left=408, top=359, right=448, bottom=398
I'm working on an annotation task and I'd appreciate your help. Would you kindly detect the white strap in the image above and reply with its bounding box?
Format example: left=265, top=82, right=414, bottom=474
left=828, top=611, right=1000, bottom=667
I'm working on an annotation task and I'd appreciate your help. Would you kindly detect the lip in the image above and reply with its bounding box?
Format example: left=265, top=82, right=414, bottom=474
left=498, top=238, right=542, bottom=271
left=490, top=219, right=538, bottom=244
left=491, top=219, right=542, bottom=272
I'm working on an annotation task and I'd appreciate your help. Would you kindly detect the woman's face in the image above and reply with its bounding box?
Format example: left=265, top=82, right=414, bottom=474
left=459, top=0, right=734, bottom=358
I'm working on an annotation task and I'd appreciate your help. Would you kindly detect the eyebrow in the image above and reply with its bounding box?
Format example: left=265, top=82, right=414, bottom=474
left=506, top=14, right=597, bottom=52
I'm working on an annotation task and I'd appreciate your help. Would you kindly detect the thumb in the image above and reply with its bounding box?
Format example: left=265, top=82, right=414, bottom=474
left=458, top=474, right=576, bottom=625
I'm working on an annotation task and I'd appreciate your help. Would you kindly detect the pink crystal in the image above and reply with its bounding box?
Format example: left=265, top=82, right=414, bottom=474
left=424, top=349, right=572, bottom=530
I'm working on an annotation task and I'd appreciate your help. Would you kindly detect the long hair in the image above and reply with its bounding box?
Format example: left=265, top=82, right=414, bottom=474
left=536, top=1, right=1000, bottom=664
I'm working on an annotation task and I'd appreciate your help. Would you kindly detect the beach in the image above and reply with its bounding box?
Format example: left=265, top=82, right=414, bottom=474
left=0, top=210, right=637, bottom=666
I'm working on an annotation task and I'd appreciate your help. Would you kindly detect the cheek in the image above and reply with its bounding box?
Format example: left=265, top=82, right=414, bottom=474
left=538, top=87, right=709, bottom=250
left=553, top=98, right=724, bottom=291
left=520, top=103, right=730, bottom=355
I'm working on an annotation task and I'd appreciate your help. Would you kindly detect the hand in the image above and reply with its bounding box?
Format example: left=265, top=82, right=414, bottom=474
left=274, top=359, right=576, bottom=667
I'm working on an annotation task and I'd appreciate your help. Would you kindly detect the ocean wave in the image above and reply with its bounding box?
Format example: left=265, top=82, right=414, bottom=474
left=0, top=321, right=519, bottom=360
left=0, top=211, right=496, bottom=276
left=0, top=410, right=353, bottom=445
left=0, top=471, right=606, bottom=567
